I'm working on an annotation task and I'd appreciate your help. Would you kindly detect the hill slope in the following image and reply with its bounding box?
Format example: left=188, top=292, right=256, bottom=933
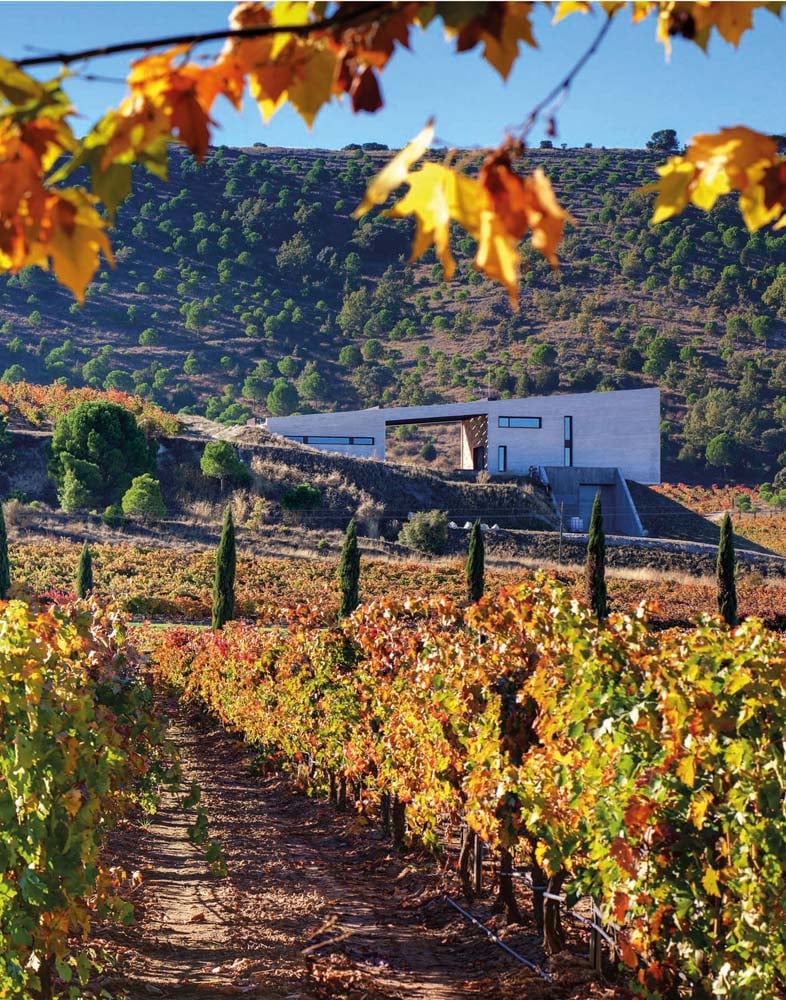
left=1, top=142, right=784, bottom=481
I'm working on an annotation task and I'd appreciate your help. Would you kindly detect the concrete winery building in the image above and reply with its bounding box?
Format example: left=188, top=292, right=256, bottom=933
left=264, top=387, right=660, bottom=536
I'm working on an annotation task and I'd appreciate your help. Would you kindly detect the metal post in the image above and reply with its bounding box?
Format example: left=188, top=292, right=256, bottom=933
left=558, top=501, right=564, bottom=564
left=473, top=832, right=483, bottom=895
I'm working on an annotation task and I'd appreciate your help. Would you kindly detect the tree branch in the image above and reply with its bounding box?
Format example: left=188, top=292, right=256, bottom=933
left=15, top=1, right=392, bottom=68
left=517, top=12, right=615, bottom=140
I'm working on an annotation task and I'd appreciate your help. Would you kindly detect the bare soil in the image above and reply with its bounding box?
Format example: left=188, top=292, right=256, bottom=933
left=98, top=706, right=628, bottom=1000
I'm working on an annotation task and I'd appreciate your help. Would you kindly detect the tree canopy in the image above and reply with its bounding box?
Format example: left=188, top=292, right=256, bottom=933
left=0, top=2, right=784, bottom=308
left=49, top=400, right=156, bottom=508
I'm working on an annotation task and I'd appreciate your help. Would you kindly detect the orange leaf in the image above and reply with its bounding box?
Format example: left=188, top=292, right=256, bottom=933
left=524, top=168, right=575, bottom=267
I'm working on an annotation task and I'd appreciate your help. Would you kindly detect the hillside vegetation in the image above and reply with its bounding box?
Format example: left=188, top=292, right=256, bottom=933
left=1, top=142, right=785, bottom=480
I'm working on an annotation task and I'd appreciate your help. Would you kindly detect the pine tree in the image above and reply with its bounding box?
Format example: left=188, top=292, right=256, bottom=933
left=465, top=520, right=485, bottom=603
left=716, top=512, right=738, bottom=626
left=76, top=540, right=93, bottom=598
left=338, top=518, right=360, bottom=619
left=0, top=503, right=9, bottom=600
left=212, top=506, right=236, bottom=631
left=585, top=492, right=607, bottom=620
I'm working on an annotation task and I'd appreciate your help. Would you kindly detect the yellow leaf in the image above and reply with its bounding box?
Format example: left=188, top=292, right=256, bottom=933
left=647, top=158, right=697, bottom=223
left=40, top=190, right=114, bottom=303
left=701, top=866, right=721, bottom=897
left=688, top=787, right=713, bottom=828
left=384, top=163, right=485, bottom=278
left=354, top=119, right=434, bottom=218
left=475, top=208, right=520, bottom=306
left=286, top=44, right=339, bottom=128
left=62, top=788, right=82, bottom=818
left=0, top=56, right=48, bottom=106
left=525, top=168, right=575, bottom=267
left=676, top=754, right=696, bottom=788
left=692, top=2, right=758, bottom=47
left=481, top=3, right=538, bottom=80
left=740, top=182, right=782, bottom=230
left=385, top=163, right=459, bottom=279
left=553, top=1, right=592, bottom=23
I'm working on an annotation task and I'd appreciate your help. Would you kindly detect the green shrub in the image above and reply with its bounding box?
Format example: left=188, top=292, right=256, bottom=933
left=398, top=510, right=449, bottom=555
left=101, top=504, right=126, bottom=528
left=281, top=483, right=322, bottom=513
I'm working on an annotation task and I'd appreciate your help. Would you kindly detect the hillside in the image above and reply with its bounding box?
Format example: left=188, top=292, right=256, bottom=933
left=1, top=142, right=785, bottom=481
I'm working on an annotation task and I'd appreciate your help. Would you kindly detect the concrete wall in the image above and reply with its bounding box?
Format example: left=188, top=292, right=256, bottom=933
left=265, top=388, right=660, bottom=484
left=265, top=408, right=387, bottom=460
left=486, top=388, right=660, bottom=484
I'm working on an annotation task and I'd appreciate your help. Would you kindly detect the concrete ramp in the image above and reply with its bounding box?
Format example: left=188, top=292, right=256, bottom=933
left=543, top=466, right=646, bottom=537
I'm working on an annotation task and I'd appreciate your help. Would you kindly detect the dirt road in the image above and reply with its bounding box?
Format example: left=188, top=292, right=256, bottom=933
left=102, top=709, right=621, bottom=1000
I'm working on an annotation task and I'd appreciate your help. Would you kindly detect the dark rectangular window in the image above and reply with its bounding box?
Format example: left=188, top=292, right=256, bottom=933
left=498, top=416, right=541, bottom=428
left=563, top=415, right=573, bottom=467
left=287, top=435, right=375, bottom=446
left=498, top=445, right=507, bottom=472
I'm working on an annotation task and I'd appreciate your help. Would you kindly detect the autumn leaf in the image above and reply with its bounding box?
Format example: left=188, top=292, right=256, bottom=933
left=384, top=163, right=461, bottom=279
left=475, top=208, right=520, bottom=306
left=354, top=119, right=434, bottom=217
left=646, top=126, right=785, bottom=229
left=523, top=168, right=575, bottom=266
left=701, top=865, right=721, bottom=897
left=676, top=754, right=696, bottom=787
left=654, top=1, right=779, bottom=54
left=31, top=189, right=114, bottom=303
left=612, top=890, right=630, bottom=924
left=62, top=788, right=82, bottom=818
left=452, top=2, right=538, bottom=80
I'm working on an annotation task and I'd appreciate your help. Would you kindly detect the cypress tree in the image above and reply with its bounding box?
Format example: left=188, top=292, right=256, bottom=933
left=338, top=518, right=360, bottom=619
left=0, top=503, right=9, bottom=600
left=716, top=512, right=738, bottom=626
left=466, top=519, right=485, bottom=603
left=585, top=492, right=607, bottom=620
left=76, top=540, right=93, bottom=598
left=212, top=506, right=236, bottom=631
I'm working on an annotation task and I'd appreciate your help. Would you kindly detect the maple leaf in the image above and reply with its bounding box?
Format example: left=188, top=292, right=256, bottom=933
left=478, top=150, right=531, bottom=239
left=701, top=865, right=721, bottom=897
left=452, top=2, right=538, bottom=80
left=475, top=208, right=520, bottom=306
left=31, top=189, right=114, bottom=303
left=385, top=163, right=461, bottom=279
left=522, top=168, right=575, bottom=266
left=646, top=126, right=782, bottom=226
left=354, top=119, right=434, bottom=217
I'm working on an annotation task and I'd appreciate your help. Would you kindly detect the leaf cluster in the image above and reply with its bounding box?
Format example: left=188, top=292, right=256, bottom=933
left=152, top=577, right=786, bottom=998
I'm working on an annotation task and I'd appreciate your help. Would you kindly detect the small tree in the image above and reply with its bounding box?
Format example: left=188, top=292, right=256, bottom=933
left=76, top=541, right=93, bottom=598
left=200, top=440, right=250, bottom=494
left=398, top=510, right=449, bottom=555
left=49, top=400, right=155, bottom=507
left=585, top=493, right=607, bottom=620
left=121, top=474, right=166, bottom=522
left=338, top=519, right=360, bottom=619
left=212, top=506, right=236, bottom=631
left=465, top=520, right=485, bottom=604
left=0, top=503, right=9, bottom=600
left=716, top=513, right=738, bottom=626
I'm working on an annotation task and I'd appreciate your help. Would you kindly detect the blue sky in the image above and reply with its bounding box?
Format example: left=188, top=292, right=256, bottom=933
left=3, top=2, right=785, bottom=151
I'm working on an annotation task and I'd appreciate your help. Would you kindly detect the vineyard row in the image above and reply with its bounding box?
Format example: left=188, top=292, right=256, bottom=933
left=150, top=576, right=786, bottom=1000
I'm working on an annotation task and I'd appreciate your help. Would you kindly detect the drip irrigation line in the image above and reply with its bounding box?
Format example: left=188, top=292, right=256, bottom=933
left=443, top=894, right=553, bottom=983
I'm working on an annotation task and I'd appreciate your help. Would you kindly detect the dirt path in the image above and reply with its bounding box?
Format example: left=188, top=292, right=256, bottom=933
left=104, top=708, right=618, bottom=1000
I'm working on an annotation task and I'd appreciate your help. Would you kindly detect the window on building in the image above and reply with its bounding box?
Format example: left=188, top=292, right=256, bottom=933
left=285, top=435, right=374, bottom=446
left=498, top=416, right=541, bottom=428
left=498, top=445, right=507, bottom=472
left=563, top=415, right=573, bottom=467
